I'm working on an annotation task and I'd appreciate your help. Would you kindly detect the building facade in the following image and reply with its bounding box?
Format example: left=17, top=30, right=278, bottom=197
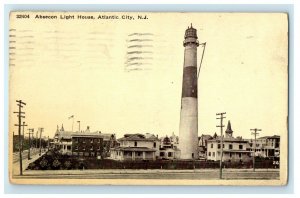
left=159, top=135, right=180, bottom=160
left=53, top=125, right=116, bottom=157
left=71, top=135, right=103, bottom=157
left=110, top=133, right=160, bottom=161
left=198, top=134, right=213, bottom=159
left=206, top=121, right=251, bottom=162
left=246, top=135, right=280, bottom=158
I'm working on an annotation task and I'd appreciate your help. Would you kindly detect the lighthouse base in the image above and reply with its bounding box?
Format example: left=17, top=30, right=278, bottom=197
left=178, top=97, right=198, bottom=160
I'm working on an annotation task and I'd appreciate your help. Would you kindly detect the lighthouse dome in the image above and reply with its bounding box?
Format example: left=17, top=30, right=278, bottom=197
left=184, top=24, right=198, bottom=39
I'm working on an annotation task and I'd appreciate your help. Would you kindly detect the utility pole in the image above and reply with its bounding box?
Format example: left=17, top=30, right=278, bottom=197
left=27, top=128, right=34, bottom=160
left=216, top=112, right=226, bottom=179
left=13, top=100, right=26, bottom=176
left=250, top=128, right=261, bottom=172
left=35, top=130, right=39, bottom=149
left=21, top=121, right=27, bottom=152
left=39, top=127, right=44, bottom=156
left=77, top=121, right=80, bottom=133
left=47, top=136, right=50, bottom=151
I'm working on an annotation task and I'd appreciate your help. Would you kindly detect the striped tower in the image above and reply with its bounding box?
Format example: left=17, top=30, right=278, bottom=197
left=179, top=24, right=199, bottom=159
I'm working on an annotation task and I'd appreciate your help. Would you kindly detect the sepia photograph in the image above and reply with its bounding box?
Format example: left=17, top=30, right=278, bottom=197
left=8, top=12, right=288, bottom=185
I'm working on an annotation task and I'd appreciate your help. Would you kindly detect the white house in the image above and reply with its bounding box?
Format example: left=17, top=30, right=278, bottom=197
left=206, top=121, right=251, bottom=162
left=110, top=133, right=160, bottom=161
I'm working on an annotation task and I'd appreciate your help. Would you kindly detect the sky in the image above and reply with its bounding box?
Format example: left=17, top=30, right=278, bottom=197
left=9, top=12, right=288, bottom=139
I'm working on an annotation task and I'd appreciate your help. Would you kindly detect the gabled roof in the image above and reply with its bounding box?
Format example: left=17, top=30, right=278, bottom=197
left=258, top=135, right=280, bottom=140
left=198, top=134, right=213, bottom=140
left=118, top=133, right=159, bottom=141
left=55, top=131, right=114, bottom=141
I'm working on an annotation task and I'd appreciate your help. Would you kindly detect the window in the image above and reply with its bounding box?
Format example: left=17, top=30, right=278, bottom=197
left=160, top=152, right=164, bottom=157
left=67, top=146, right=71, bottom=150
left=208, top=152, right=211, bottom=156
left=137, top=152, right=142, bottom=156
left=229, top=144, right=233, bottom=149
left=154, top=142, right=156, bottom=148
left=211, top=144, right=213, bottom=148
left=168, top=152, right=172, bottom=157
left=223, top=144, right=225, bottom=148
left=239, top=145, right=243, bottom=150
left=212, top=152, right=215, bottom=157
left=239, top=153, right=242, bottom=158
left=218, top=144, right=221, bottom=149
left=134, top=141, right=137, bottom=147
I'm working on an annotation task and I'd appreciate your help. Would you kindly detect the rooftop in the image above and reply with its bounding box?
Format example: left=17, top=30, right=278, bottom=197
left=258, top=135, right=280, bottom=140
left=55, top=130, right=114, bottom=141
left=111, top=147, right=157, bottom=152
left=118, top=133, right=159, bottom=141
left=207, top=136, right=248, bottom=143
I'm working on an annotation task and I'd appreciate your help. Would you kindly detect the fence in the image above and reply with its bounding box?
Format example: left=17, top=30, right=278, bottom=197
left=27, top=149, right=280, bottom=170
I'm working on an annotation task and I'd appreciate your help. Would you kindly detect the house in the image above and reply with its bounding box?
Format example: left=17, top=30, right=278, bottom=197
left=198, top=134, right=213, bottom=158
left=71, top=133, right=116, bottom=158
left=159, top=135, right=180, bottom=160
left=245, top=135, right=280, bottom=158
left=53, top=124, right=116, bottom=157
left=206, top=121, right=251, bottom=162
left=110, top=133, right=160, bottom=161
left=53, top=125, right=72, bottom=154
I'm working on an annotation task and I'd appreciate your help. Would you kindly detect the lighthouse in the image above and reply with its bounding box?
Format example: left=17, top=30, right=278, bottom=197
left=179, top=24, right=199, bottom=159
